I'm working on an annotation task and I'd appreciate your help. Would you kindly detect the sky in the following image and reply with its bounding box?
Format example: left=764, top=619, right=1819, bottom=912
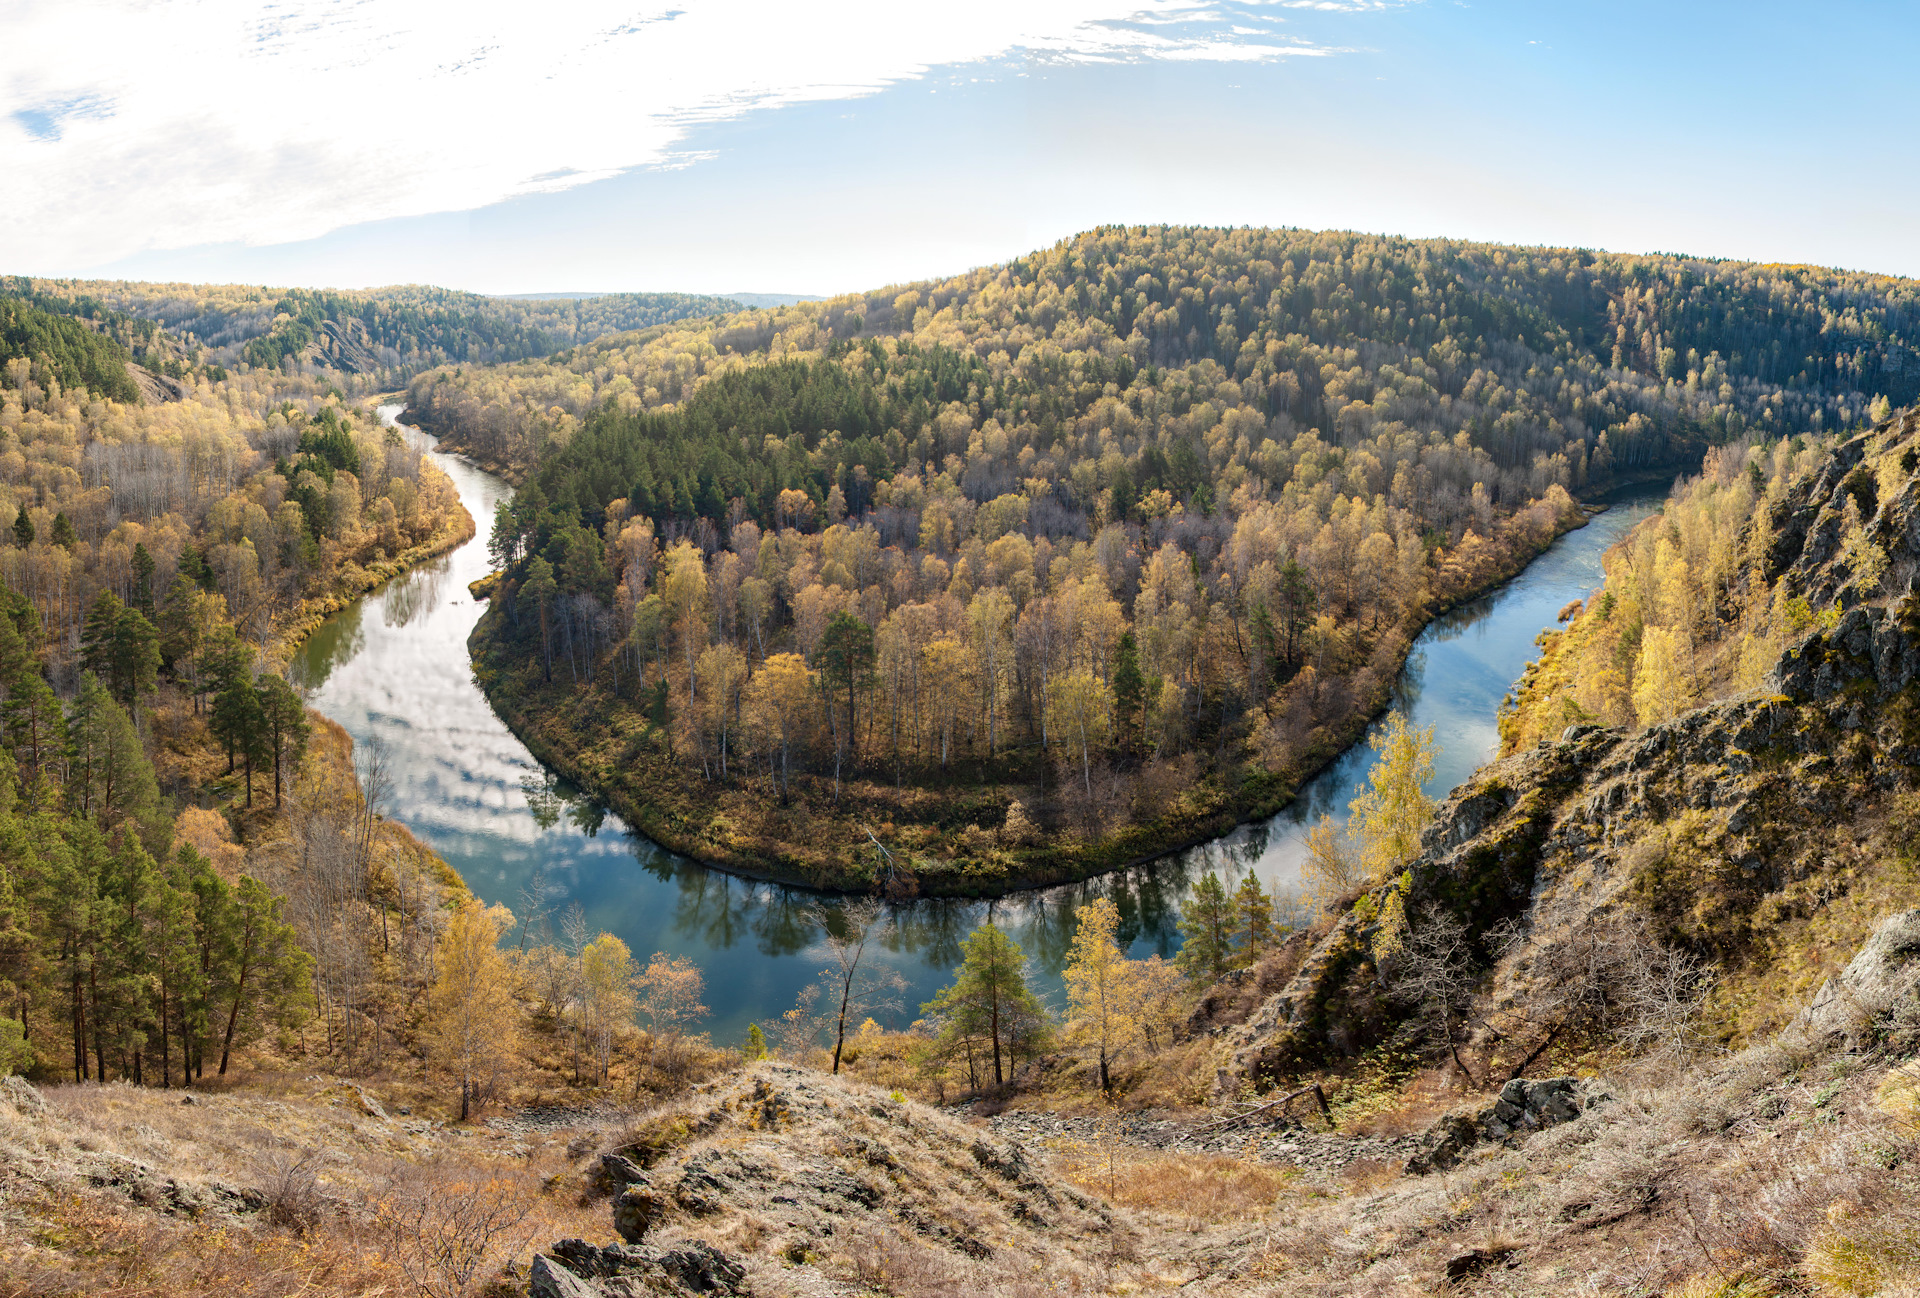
left=4, top=0, right=1918, bottom=297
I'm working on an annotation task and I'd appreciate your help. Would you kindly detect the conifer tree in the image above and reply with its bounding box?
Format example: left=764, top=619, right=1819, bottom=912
left=921, top=922, right=1047, bottom=1088
left=256, top=675, right=311, bottom=808
left=521, top=556, right=559, bottom=683
left=1234, top=870, right=1273, bottom=965
left=1110, top=631, right=1147, bottom=756
left=1176, top=871, right=1234, bottom=985
left=213, top=877, right=311, bottom=1076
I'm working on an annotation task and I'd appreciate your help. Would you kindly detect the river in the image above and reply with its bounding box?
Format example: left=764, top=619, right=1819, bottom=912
left=292, top=406, right=1665, bottom=1042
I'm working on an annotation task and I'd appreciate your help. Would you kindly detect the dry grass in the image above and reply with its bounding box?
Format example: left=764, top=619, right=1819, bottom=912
left=1042, top=1143, right=1305, bottom=1231
left=0, top=1075, right=607, bottom=1298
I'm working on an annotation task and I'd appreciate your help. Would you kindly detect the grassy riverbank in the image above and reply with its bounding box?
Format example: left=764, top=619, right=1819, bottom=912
left=468, top=505, right=1598, bottom=897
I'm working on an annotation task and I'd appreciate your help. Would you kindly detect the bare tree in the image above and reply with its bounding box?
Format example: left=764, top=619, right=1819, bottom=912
left=1380, top=905, right=1484, bottom=1087
left=813, top=899, right=907, bottom=1074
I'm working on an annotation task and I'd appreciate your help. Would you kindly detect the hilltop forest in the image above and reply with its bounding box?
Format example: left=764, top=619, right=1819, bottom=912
left=435, top=225, right=1920, bottom=892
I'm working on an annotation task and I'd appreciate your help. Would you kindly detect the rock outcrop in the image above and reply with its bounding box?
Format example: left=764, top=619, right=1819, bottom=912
left=529, top=1063, right=1115, bottom=1295
left=1220, top=409, right=1920, bottom=1088
left=1403, top=1076, right=1609, bottom=1174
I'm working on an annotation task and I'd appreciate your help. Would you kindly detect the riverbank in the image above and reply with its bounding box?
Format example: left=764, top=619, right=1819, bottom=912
left=466, top=500, right=1602, bottom=898
left=264, top=456, right=477, bottom=668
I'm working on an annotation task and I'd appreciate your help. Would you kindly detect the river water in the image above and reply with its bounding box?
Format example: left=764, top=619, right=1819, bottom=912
left=292, top=407, right=1664, bottom=1042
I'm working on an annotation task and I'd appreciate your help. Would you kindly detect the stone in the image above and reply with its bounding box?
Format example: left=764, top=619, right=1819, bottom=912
left=600, top=1153, right=648, bottom=1188
left=1404, top=1078, right=1604, bottom=1175
left=657, top=1241, right=746, bottom=1294
left=1, top=1074, right=47, bottom=1114
left=1445, top=1246, right=1518, bottom=1281
left=612, top=1182, right=664, bottom=1243
left=529, top=1253, right=601, bottom=1298
left=1797, top=909, right=1920, bottom=1044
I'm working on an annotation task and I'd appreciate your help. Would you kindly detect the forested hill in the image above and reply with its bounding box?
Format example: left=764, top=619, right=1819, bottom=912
left=407, top=225, right=1920, bottom=508
left=7, top=279, right=740, bottom=385
left=0, top=291, right=142, bottom=404
left=451, top=226, right=1920, bottom=891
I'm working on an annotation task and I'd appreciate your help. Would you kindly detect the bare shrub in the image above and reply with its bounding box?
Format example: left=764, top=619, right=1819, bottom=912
left=372, top=1163, right=541, bottom=1298
left=251, top=1145, right=326, bottom=1233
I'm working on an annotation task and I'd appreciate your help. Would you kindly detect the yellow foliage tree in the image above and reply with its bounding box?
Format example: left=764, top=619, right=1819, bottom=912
left=1063, top=897, right=1178, bottom=1093
left=425, top=899, right=519, bottom=1120
left=635, top=951, right=708, bottom=1085
left=1632, top=625, right=1694, bottom=727
left=1300, top=815, right=1365, bottom=913
left=1347, top=711, right=1436, bottom=884
left=579, top=933, right=637, bottom=1086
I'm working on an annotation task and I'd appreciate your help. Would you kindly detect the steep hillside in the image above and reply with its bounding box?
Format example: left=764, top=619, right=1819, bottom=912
left=1222, top=405, right=1920, bottom=1093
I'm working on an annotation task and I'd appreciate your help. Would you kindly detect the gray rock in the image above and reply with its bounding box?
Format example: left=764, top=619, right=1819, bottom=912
left=1796, top=908, right=1920, bottom=1044
left=657, top=1241, right=747, bottom=1294
left=1, top=1074, right=47, bottom=1114
left=530, top=1253, right=600, bottom=1298
left=600, top=1153, right=648, bottom=1188
left=544, top=1237, right=746, bottom=1295
left=1405, top=1077, right=1605, bottom=1175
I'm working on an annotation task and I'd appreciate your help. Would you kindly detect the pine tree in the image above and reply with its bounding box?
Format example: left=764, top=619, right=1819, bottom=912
left=1176, top=871, right=1234, bottom=985
left=80, top=591, right=161, bottom=715
left=4, top=675, right=66, bottom=796
left=11, top=506, right=31, bottom=549
left=255, top=675, right=310, bottom=808
left=212, top=677, right=267, bottom=805
left=212, top=877, right=311, bottom=1076
left=66, top=673, right=163, bottom=848
left=1234, top=870, right=1273, bottom=965
left=521, top=556, right=559, bottom=683
left=131, top=543, right=156, bottom=617
left=921, top=922, right=1047, bottom=1089
left=1110, top=630, right=1147, bottom=756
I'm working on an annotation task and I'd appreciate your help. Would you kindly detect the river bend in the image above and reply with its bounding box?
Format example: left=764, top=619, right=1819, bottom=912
left=292, top=406, right=1663, bottom=1040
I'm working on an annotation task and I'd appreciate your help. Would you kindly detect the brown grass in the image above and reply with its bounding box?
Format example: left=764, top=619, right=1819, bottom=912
left=1043, top=1143, right=1305, bottom=1232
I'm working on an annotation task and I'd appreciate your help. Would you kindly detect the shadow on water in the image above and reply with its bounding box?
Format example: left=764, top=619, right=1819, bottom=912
left=297, top=406, right=1669, bottom=1043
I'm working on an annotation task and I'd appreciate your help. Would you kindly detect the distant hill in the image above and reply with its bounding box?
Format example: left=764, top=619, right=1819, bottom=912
left=497, top=291, right=817, bottom=308
left=719, top=291, right=820, bottom=308
left=6, top=281, right=741, bottom=380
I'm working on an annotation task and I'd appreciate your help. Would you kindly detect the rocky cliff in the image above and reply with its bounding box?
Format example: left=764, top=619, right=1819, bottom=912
left=1221, top=406, right=1920, bottom=1087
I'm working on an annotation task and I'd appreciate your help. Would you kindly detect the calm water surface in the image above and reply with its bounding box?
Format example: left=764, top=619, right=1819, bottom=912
left=294, top=407, right=1665, bottom=1042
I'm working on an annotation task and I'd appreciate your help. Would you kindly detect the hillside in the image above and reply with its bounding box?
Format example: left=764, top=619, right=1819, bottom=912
left=7, top=277, right=741, bottom=386
left=446, top=225, right=1920, bottom=892
left=9, top=936, right=1920, bottom=1297
left=1214, top=403, right=1920, bottom=1079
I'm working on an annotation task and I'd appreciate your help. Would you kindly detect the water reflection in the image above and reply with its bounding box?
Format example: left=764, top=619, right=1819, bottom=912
left=297, top=407, right=1668, bottom=1043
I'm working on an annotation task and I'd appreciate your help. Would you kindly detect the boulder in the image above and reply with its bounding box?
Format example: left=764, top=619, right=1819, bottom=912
left=1796, top=908, right=1920, bottom=1045
left=1, top=1074, right=47, bottom=1114
left=529, top=1254, right=600, bottom=1298
left=1405, top=1077, right=1607, bottom=1174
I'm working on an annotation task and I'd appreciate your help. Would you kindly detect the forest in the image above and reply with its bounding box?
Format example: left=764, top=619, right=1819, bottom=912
left=450, top=226, right=1916, bottom=892
left=10, top=279, right=742, bottom=387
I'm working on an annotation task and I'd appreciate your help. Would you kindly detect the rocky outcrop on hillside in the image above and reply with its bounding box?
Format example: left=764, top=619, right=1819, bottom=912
left=528, top=1063, right=1118, bottom=1296
left=1219, top=411, right=1920, bottom=1088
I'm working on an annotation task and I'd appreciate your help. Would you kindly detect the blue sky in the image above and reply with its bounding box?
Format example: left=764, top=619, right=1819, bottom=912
left=5, top=0, right=1917, bottom=295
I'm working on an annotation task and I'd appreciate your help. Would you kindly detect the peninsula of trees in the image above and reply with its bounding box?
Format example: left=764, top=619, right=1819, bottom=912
left=437, top=226, right=1918, bottom=893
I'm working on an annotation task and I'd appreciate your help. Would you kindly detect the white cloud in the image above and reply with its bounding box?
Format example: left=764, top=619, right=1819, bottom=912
left=2, top=0, right=1343, bottom=271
